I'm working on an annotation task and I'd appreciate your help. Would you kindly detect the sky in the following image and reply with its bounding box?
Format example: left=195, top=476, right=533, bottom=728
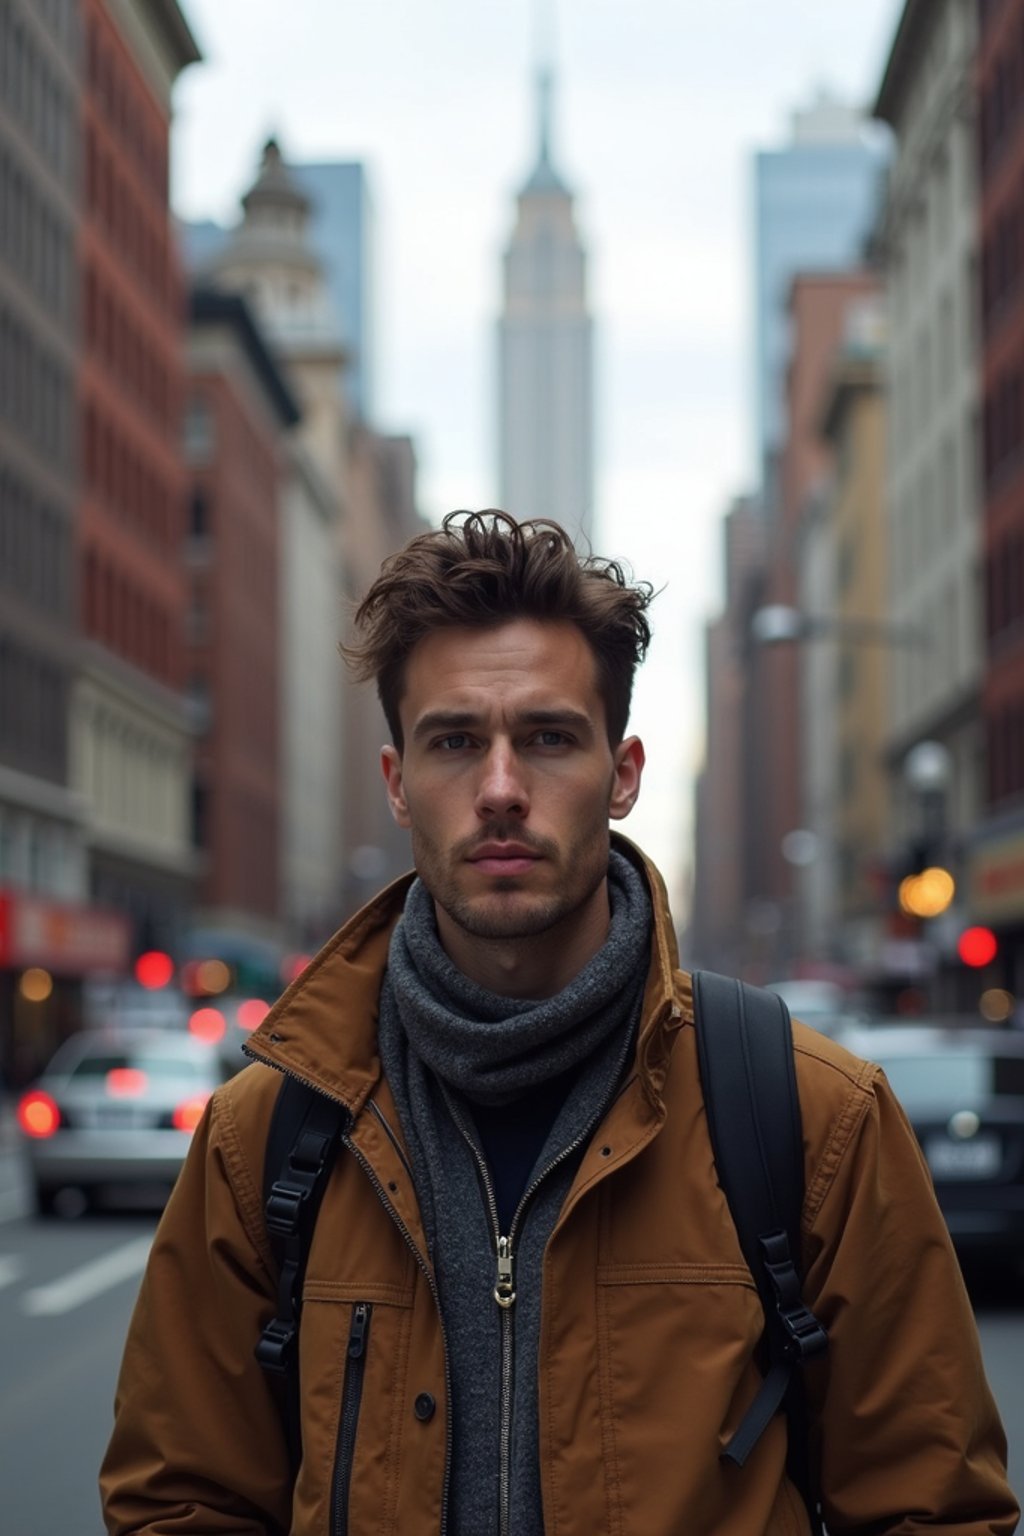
left=171, top=0, right=904, bottom=915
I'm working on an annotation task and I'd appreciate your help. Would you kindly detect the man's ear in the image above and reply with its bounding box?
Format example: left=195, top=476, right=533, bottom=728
left=381, top=745, right=411, bottom=828
left=609, top=736, right=644, bottom=821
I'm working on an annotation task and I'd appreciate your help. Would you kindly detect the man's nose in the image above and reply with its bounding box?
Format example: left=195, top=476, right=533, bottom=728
left=475, top=741, right=529, bottom=819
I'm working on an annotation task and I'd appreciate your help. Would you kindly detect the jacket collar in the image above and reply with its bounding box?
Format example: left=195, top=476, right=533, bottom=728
left=245, top=832, right=688, bottom=1116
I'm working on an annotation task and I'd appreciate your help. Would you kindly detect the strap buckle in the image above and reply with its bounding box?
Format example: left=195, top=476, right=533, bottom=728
left=264, top=1181, right=306, bottom=1238
left=255, top=1317, right=297, bottom=1374
left=759, top=1230, right=828, bottom=1363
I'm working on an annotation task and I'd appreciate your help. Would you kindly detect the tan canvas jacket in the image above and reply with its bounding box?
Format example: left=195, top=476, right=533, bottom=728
left=100, top=838, right=1019, bottom=1535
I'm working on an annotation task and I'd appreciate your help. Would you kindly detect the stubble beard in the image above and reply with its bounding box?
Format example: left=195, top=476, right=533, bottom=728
left=411, top=827, right=610, bottom=943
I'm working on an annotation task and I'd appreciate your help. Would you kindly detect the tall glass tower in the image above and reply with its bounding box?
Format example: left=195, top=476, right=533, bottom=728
left=754, top=93, right=891, bottom=510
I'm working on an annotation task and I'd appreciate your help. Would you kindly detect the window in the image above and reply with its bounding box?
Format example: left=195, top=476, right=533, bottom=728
left=183, top=396, right=214, bottom=463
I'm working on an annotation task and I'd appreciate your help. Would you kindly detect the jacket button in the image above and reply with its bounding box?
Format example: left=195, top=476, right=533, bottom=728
left=413, top=1392, right=436, bottom=1422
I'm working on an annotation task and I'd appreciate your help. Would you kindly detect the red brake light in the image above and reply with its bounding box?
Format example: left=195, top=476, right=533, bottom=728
left=172, top=1094, right=211, bottom=1132
left=189, top=1007, right=226, bottom=1043
left=106, top=1067, right=147, bottom=1098
left=236, top=999, right=270, bottom=1032
left=17, top=1090, right=61, bottom=1139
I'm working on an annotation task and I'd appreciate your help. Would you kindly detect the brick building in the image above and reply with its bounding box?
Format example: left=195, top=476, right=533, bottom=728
left=74, top=0, right=199, bottom=954
left=184, top=287, right=299, bottom=934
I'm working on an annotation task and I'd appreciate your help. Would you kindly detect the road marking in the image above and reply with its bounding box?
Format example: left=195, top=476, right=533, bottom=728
left=21, top=1235, right=153, bottom=1316
left=0, top=1254, right=23, bottom=1290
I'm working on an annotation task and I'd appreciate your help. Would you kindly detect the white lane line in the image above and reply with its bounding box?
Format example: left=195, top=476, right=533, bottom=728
left=0, top=1254, right=23, bottom=1290
left=21, top=1235, right=153, bottom=1316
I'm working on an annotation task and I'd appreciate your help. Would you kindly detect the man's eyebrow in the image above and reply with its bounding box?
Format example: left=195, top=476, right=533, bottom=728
left=519, top=708, right=593, bottom=733
left=411, top=707, right=594, bottom=741
left=411, top=710, right=479, bottom=742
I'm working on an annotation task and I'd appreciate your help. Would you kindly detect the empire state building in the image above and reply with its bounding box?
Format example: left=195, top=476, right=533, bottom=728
left=498, top=70, right=594, bottom=542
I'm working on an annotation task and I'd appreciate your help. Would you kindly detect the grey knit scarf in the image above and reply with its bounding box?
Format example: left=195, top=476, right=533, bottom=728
left=378, top=850, right=652, bottom=1536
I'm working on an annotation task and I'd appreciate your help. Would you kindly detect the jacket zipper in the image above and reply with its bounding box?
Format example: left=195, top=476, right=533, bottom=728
left=341, top=1125, right=455, bottom=1536
left=241, top=1050, right=455, bottom=1536
left=445, top=1097, right=599, bottom=1536
left=331, top=1302, right=372, bottom=1536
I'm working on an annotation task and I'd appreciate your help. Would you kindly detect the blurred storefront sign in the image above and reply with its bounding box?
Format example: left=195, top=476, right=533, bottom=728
left=0, top=889, right=130, bottom=975
left=968, top=827, right=1024, bottom=924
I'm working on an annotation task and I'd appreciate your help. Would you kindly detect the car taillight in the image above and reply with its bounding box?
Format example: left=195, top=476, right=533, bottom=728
left=106, top=1067, right=147, bottom=1097
left=236, top=998, right=270, bottom=1032
left=189, top=1007, right=226, bottom=1043
left=17, top=1090, right=61, bottom=1138
left=171, top=1094, right=211, bottom=1132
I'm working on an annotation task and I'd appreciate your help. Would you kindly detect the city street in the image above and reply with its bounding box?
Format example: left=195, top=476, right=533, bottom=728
left=0, top=1132, right=1021, bottom=1533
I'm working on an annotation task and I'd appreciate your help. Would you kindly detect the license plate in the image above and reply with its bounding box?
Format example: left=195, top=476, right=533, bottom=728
left=925, top=1135, right=1001, bottom=1179
left=92, top=1103, right=139, bottom=1129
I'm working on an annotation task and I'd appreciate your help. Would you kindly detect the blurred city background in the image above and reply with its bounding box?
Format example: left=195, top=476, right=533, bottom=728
left=5, top=1, right=1024, bottom=1526
left=8, top=0, right=1022, bottom=1086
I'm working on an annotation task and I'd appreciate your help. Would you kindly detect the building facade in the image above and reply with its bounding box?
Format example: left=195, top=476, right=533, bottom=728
left=970, top=0, right=1024, bottom=992
left=184, top=288, right=299, bottom=941
left=753, top=92, right=890, bottom=508
left=208, top=138, right=349, bottom=948
left=742, top=270, right=878, bottom=978
left=74, top=0, right=200, bottom=961
left=498, top=69, right=593, bottom=541
left=874, top=0, right=984, bottom=993
left=820, top=296, right=890, bottom=976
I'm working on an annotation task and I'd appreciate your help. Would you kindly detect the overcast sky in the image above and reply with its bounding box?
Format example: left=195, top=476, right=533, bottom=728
left=172, top=0, right=904, bottom=914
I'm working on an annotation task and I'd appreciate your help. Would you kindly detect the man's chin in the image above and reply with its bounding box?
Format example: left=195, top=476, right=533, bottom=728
left=450, top=892, right=562, bottom=942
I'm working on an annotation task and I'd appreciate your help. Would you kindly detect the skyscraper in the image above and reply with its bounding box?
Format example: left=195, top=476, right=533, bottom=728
left=753, top=91, right=890, bottom=509
left=293, top=162, right=374, bottom=421
left=498, top=68, right=593, bottom=540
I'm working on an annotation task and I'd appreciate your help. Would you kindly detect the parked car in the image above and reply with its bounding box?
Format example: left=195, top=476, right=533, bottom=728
left=15, top=1028, right=228, bottom=1215
left=836, top=1021, right=1024, bottom=1259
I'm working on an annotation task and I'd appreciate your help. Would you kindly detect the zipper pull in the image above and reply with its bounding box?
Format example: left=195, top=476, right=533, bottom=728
left=348, top=1302, right=370, bottom=1359
left=494, top=1235, right=515, bottom=1309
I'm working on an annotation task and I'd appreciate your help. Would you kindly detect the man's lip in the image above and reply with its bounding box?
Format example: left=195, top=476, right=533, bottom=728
left=469, top=845, right=540, bottom=861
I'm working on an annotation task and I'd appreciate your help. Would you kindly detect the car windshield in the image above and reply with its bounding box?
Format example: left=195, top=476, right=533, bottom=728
left=65, top=1048, right=208, bottom=1082
left=875, top=1051, right=1024, bottom=1110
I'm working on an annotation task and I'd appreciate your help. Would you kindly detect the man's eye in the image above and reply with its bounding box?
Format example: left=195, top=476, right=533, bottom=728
left=436, top=734, right=471, bottom=751
left=535, top=730, right=569, bottom=747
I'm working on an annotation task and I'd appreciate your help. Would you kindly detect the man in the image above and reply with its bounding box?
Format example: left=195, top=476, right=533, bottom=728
left=101, top=512, right=1017, bottom=1534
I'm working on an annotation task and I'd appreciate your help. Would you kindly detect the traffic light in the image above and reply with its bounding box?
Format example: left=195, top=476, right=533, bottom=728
left=957, top=927, right=998, bottom=968
left=135, top=950, right=174, bottom=989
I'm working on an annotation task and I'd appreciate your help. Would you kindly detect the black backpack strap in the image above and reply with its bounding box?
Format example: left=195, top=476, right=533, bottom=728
left=257, top=1074, right=350, bottom=1468
left=692, top=970, right=827, bottom=1532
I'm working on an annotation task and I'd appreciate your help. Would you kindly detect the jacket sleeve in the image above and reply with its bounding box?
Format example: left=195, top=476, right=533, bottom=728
left=100, top=1081, right=293, bottom=1536
left=803, top=1061, right=1019, bottom=1534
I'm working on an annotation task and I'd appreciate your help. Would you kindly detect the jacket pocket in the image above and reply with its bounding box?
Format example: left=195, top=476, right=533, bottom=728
left=596, top=1264, right=793, bottom=1535
left=331, top=1301, right=372, bottom=1536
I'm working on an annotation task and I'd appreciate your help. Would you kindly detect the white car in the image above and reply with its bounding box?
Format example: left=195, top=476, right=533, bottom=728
left=16, top=1028, right=226, bottom=1216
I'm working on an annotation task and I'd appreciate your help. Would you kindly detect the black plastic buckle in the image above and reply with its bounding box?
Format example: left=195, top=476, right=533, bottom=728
left=265, top=1181, right=306, bottom=1237
left=255, top=1317, right=297, bottom=1374
left=779, top=1302, right=829, bottom=1362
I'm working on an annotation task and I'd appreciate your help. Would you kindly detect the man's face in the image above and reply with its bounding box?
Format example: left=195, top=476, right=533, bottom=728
left=381, top=619, right=644, bottom=956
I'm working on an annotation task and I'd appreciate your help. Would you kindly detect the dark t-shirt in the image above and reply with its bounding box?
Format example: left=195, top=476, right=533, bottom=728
left=466, top=1068, right=579, bottom=1234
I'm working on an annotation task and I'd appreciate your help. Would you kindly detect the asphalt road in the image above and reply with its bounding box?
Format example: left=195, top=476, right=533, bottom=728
left=0, top=1143, right=1022, bottom=1533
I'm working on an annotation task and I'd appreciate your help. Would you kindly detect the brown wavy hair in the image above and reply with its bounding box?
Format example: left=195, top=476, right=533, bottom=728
left=343, top=510, right=655, bottom=750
